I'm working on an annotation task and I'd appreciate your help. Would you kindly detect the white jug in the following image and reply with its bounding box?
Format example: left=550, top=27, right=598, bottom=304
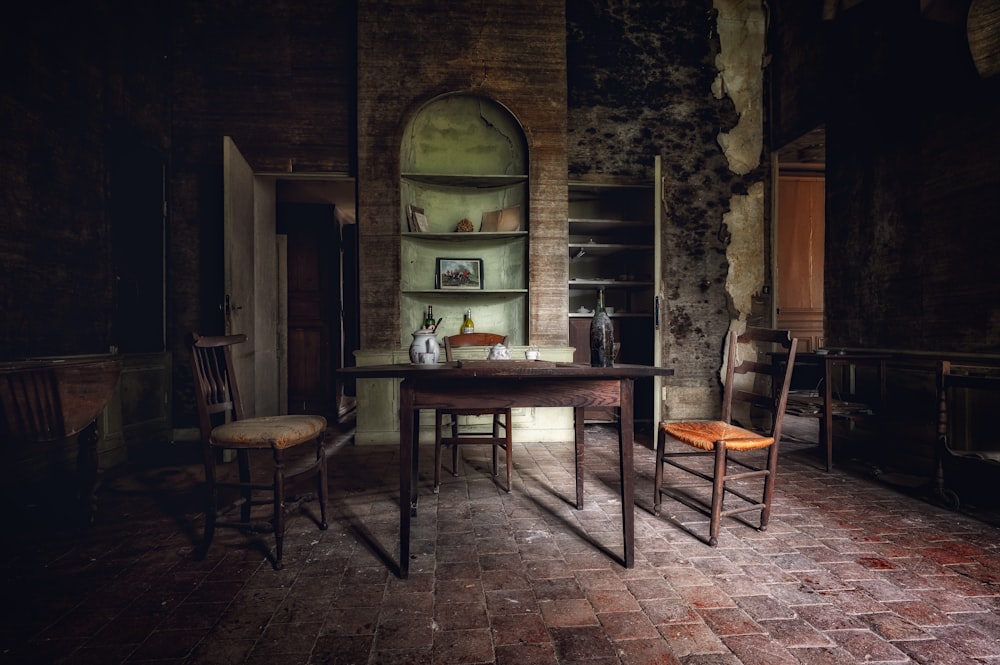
left=409, top=329, right=440, bottom=364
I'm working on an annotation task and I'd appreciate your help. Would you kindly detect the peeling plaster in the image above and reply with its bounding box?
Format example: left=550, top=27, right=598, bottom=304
left=713, top=0, right=767, bottom=334
left=713, top=0, right=766, bottom=177
left=725, top=181, right=766, bottom=318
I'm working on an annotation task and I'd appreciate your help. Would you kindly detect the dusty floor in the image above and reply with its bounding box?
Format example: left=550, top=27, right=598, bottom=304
left=2, top=416, right=999, bottom=664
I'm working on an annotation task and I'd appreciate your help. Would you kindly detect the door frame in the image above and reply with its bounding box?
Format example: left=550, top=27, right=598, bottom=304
left=225, top=137, right=356, bottom=416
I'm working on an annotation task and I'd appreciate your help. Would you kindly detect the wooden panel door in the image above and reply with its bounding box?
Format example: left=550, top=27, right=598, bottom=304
left=776, top=174, right=825, bottom=352
left=223, top=137, right=281, bottom=416
left=279, top=203, right=340, bottom=417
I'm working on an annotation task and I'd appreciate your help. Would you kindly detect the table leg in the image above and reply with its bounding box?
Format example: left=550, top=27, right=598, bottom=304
left=399, top=380, right=415, bottom=578
left=574, top=406, right=585, bottom=509
left=823, top=359, right=834, bottom=472
left=618, top=378, right=635, bottom=568
left=76, top=420, right=100, bottom=524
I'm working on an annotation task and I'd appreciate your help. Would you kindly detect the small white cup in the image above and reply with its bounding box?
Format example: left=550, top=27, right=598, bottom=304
left=419, top=353, right=437, bottom=365
left=525, top=350, right=539, bottom=361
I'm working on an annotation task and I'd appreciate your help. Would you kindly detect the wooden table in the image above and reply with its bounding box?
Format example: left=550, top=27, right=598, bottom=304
left=0, top=356, right=122, bottom=522
left=781, top=352, right=888, bottom=471
left=338, top=360, right=672, bottom=578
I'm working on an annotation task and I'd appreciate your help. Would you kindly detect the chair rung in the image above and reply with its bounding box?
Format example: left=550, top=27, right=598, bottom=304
left=214, top=519, right=275, bottom=533
left=720, top=502, right=766, bottom=518
left=657, top=486, right=712, bottom=518
left=729, top=457, right=764, bottom=472
left=723, top=485, right=761, bottom=506
left=441, top=437, right=507, bottom=446
left=661, top=458, right=714, bottom=483
left=724, top=469, right=769, bottom=482
left=215, top=481, right=275, bottom=492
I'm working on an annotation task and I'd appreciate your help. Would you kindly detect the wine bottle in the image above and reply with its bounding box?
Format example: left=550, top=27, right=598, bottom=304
left=590, top=288, right=615, bottom=367
left=424, top=305, right=435, bottom=329
left=462, top=308, right=475, bottom=334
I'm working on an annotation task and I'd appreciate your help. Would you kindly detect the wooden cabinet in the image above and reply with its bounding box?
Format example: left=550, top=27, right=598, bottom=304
left=399, top=95, right=529, bottom=345
left=568, top=157, right=661, bottom=424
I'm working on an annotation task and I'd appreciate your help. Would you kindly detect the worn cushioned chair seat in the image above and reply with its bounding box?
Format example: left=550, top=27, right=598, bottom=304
left=211, top=415, right=327, bottom=450
left=663, top=420, right=774, bottom=452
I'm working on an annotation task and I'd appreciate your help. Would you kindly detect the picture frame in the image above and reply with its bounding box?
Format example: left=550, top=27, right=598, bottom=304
left=406, top=204, right=429, bottom=232
left=436, top=258, right=484, bottom=290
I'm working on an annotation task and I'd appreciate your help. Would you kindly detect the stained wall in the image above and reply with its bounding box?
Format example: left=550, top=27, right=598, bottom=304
left=569, top=0, right=770, bottom=419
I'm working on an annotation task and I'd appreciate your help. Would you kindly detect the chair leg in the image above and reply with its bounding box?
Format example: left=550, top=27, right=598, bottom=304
left=708, top=441, right=728, bottom=546
left=434, top=411, right=443, bottom=492
left=199, top=446, right=218, bottom=559
left=272, top=449, right=286, bottom=570
left=451, top=416, right=460, bottom=476
left=652, top=426, right=666, bottom=515
left=316, top=436, right=329, bottom=530
left=759, top=442, right=779, bottom=531
left=237, top=449, right=252, bottom=523
left=491, top=416, right=500, bottom=478
left=502, top=412, right=512, bottom=493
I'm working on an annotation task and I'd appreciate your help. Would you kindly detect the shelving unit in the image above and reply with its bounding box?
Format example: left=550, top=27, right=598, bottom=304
left=398, top=95, right=529, bottom=345
left=568, top=157, right=662, bottom=424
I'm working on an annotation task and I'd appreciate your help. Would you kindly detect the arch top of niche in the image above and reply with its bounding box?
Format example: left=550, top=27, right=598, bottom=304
left=400, top=93, right=527, bottom=177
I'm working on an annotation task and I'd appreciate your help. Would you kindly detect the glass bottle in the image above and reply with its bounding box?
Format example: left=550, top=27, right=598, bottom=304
left=462, top=308, right=475, bottom=334
left=424, top=305, right=435, bottom=329
left=590, top=288, right=614, bottom=367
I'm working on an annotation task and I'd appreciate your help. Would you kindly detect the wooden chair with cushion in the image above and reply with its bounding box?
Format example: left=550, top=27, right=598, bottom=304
left=434, top=332, right=513, bottom=493
left=653, top=327, right=798, bottom=545
left=190, top=333, right=328, bottom=569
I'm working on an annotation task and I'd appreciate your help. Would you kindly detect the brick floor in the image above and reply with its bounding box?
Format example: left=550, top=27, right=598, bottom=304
left=2, top=416, right=999, bottom=664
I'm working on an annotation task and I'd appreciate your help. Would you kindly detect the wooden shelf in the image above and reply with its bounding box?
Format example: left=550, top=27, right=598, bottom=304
left=569, top=279, right=654, bottom=288
left=404, top=231, right=527, bottom=241
left=401, top=173, right=527, bottom=188
left=402, top=289, right=528, bottom=295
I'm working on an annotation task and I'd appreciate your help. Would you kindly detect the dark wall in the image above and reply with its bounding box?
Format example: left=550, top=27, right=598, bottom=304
left=768, top=0, right=828, bottom=149
left=0, top=2, right=171, bottom=359
left=168, top=1, right=356, bottom=423
left=569, top=2, right=758, bottom=388
left=825, top=3, right=1000, bottom=354
left=772, top=1, right=1000, bottom=355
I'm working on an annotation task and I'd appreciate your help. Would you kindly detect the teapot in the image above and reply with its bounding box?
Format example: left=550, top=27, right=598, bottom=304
left=486, top=343, right=510, bottom=360
left=409, top=329, right=440, bottom=364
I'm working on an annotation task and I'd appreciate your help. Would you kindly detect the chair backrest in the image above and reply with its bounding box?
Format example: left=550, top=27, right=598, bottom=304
left=190, top=333, right=248, bottom=442
left=444, top=332, right=508, bottom=361
left=722, top=327, right=798, bottom=441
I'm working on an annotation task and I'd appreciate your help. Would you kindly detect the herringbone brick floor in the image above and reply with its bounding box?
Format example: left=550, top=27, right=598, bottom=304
left=2, top=417, right=999, bottom=664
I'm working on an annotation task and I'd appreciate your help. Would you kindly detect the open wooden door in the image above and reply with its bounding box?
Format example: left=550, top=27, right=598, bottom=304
left=223, top=136, right=281, bottom=417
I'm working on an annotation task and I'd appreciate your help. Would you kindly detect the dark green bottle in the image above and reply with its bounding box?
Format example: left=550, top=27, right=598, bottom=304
left=590, top=288, right=614, bottom=367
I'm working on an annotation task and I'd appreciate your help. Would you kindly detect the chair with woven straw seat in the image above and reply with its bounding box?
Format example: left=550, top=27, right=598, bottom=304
left=190, top=333, right=328, bottom=569
left=653, top=327, right=798, bottom=545
left=434, top=332, right=513, bottom=493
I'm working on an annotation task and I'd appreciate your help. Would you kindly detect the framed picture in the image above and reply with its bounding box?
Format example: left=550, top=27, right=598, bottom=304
left=436, top=258, right=483, bottom=289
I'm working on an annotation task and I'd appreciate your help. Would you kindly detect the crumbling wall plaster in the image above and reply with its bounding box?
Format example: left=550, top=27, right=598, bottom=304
left=715, top=0, right=768, bottom=341
left=713, top=0, right=767, bottom=177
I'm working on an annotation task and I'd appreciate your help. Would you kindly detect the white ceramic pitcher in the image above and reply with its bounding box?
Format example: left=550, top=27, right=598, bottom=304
left=409, top=329, right=440, bottom=364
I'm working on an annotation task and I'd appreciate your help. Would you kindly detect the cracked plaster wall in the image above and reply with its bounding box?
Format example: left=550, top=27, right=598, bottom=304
left=568, top=0, right=769, bottom=421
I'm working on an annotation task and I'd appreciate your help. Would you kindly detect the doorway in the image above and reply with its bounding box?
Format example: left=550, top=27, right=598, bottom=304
left=276, top=180, right=358, bottom=421
left=775, top=127, right=826, bottom=353
left=278, top=203, right=339, bottom=417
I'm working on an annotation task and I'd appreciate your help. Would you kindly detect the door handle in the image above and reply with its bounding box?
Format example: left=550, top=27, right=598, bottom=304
left=220, top=294, right=243, bottom=316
